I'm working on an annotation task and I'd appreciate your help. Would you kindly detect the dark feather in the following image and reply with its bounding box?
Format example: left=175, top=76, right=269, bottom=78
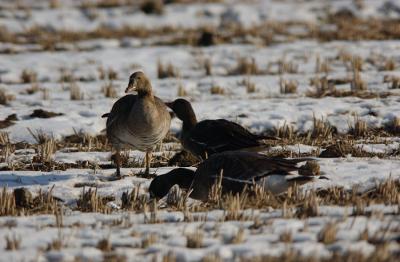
left=106, top=95, right=138, bottom=129
left=189, top=119, right=263, bottom=154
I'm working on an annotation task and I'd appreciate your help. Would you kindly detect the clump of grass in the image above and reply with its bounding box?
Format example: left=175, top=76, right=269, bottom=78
left=385, top=117, right=400, bottom=135
left=63, top=130, right=108, bottom=151
left=177, top=83, right=187, bottom=97
left=315, top=55, right=331, bottom=73
left=140, top=0, right=164, bottom=15
left=375, top=178, right=399, bottom=204
left=278, top=58, right=298, bottom=74
left=1, top=186, right=61, bottom=216
left=141, top=233, right=158, bottom=248
left=32, top=188, right=58, bottom=214
left=47, top=238, right=63, bottom=251
left=25, top=83, right=40, bottom=95
left=70, top=83, right=84, bottom=100
left=230, top=57, right=259, bottom=75
left=160, top=177, right=399, bottom=218
left=208, top=171, right=223, bottom=205
left=121, top=185, right=148, bottom=212
left=161, top=252, right=177, bottom=262
left=0, top=187, right=17, bottom=216
left=0, top=26, right=18, bottom=44
left=223, top=193, right=247, bottom=221
left=5, top=234, right=21, bottom=250
left=279, top=78, right=298, bottom=94
left=337, top=49, right=352, bottom=64
left=0, top=131, right=10, bottom=145
left=59, top=69, right=75, bottom=83
left=295, top=190, right=319, bottom=218
left=349, top=116, right=368, bottom=137
left=0, top=88, right=15, bottom=105
left=108, top=69, right=118, bottom=80
left=310, top=115, right=334, bottom=139
left=273, top=122, right=295, bottom=139
left=316, top=76, right=340, bottom=97
left=49, top=0, right=61, bottom=9
left=81, top=0, right=125, bottom=9
left=202, top=254, right=224, bottom=262
left=204, top=58, right=212, bottom=76
left=186, top=229, right=203, bottom=248
left=350, top=62, right=367, bottom=91
left=353, top=197, right=366, bottom=215
left=354, top=0, right=365, bottom=9
left=21, top=83, right=50, bottom=99
left=98, top=67, right=118, bottom=81
left=387, top=76, right=400, bottom=89
left=241, top=77, right=256, bottom=93
left=210, top=85, right=225, bottom=95
left=351, top=56, right=364, bottom=71
left=97, top=238, right=112, bottom=252
left=102, top=82, right=118, bottom=98
left=27, top=128, right=51, bottom=144
left=383, top=58, right=396, bottom=71
left=319, top=141, right=353, bottom=158
left=166, top=185, right=189, bottom=210
left=279, top=231, right=293, bottom=243
left=42, top=88, right=50, bottom=100
left=318, top=223, right=337, bottom=244
left=144, top=199, right=159, bottom=224
left=36, top=138, right=56, bottom=163
left=229, top=228, right=245, bottom=244
left=76, top=188, right=111, bottom=213
left=20, top=69, right=37, bottom=83
left=157, top=60, right=179, bottom=79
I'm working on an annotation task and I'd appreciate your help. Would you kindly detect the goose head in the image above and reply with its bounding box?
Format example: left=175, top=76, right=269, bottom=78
left=149, top=168, right=195, bottom=199
left=165, top=99, right=197, bottom=125
left=125, top=71, right=152, bottom=96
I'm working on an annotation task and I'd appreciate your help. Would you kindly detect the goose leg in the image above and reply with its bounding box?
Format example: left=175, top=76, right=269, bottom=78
left=115, top=149, right=121, bottom=178
left=145, top=151, right=152, bottom=175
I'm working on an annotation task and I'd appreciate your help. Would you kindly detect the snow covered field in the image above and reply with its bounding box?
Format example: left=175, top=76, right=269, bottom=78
left=0, top=0, right=400, bottom=261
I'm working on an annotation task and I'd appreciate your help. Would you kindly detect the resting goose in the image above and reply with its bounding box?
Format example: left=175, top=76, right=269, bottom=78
left=166, top=99, right=275, bottom=160
left=104, top=71, right=171, bottom=178
left=149, top=151, right=325, bottom=201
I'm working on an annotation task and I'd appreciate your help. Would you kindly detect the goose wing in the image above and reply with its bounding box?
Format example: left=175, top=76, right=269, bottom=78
left=197, top=151, right=309, bottom=184
left=106, top=95, right=138, bottom=128
left=189, top=119, right=263, bottom=154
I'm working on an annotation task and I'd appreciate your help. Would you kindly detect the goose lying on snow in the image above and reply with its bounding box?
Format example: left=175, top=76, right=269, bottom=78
left=149, top=151, right=326, bottom=201
left=104, top=72, right=171, bottom=178
left=166, top=99, right=276, bottom=160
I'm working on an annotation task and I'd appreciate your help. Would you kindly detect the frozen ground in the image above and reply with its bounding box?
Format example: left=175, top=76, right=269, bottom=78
left=0, top=0, right=400, bottom=261
left=1, top=40, right=400, bottom=142
left=0, top=160, right=399, bottom=261
left=0, top=204, right=398, bottom=261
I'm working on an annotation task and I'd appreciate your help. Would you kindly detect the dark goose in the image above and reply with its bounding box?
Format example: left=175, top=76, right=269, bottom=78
left=166, top=98, right=275, bottom=160
left=149, top=151, right=325, bottom=201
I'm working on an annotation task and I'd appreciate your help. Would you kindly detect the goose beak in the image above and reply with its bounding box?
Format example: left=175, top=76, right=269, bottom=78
left=125, top=79, right=137, bottom=93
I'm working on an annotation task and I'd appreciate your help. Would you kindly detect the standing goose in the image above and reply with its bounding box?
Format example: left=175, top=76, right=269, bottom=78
left=166, top=99, right=275, bottom=160
left=149, top=151, right=325, bottom=201
left=104, top=71, right=171, bottom=178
